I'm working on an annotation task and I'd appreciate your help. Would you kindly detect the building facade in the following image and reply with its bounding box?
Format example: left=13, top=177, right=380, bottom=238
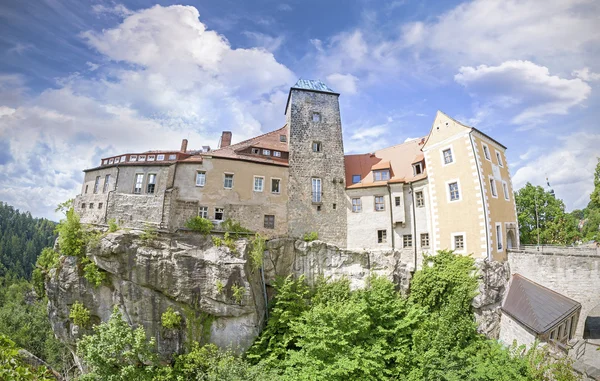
left=74, top=81, right=517, bottom=259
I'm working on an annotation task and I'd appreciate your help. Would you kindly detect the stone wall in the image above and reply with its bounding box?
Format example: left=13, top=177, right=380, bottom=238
left=507, top=248, right=600, bottom=337
left=107, top=193, right=166, bottom=228
left=286, top=89, right=347, bottom=247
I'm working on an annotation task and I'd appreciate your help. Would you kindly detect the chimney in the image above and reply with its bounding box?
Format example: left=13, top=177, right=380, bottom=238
left=180, top=139, right=188, bottom=153
left=220, top=131, right=232, bottom=148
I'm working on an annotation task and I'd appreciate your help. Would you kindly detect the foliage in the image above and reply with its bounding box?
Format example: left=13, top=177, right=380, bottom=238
left=108, top=219, right=119, bottom=233
left=161, top=307, right=182, bottom=329
left=211, top=236, right=222, bottom=247
left=81, top=257, right=105, bottom=288
left=185, top=216, right=213, bottom=235
left=32, top=248, right=60, bottom=297
left=0, top=333, right=54, bottom=381
left=0, top=201, right=57, bottom=279
left=140, top=223, right=158, bottom=243
left=77, top=306, right=158, bottom=381
left=216, top=280, right=224, bottom=294
left=303, top=231, right=319, bottom=242
left=250, top=233, right=266, bottom=271
left=231, top=284, right=245, bottom=304
left=55, top=207, right=86, bottom=257
left=69, top=301, right=91, bottom=328
left=220, top=218, right=252, bottom=238
left=223, top=232, right=237, bottom=253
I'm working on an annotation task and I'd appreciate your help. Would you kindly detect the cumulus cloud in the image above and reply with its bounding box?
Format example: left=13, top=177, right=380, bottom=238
left=512, top=132, right=600, bottom=210
left=0, top=5, right=296, bottom=220
left=572, top=68, right=600, bottom=82
left=326, top=73, right=358, bottom=94
left=454, top=60, right=591, bottom=125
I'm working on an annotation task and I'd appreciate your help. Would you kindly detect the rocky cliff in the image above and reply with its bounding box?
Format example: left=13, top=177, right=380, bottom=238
left=46, top=230, right=508, bottom=364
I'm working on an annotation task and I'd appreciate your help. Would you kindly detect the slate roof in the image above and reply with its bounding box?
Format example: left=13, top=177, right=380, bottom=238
left=291, top=79, right=337, bottom=94
left=502, top=274, right=581, bottom=334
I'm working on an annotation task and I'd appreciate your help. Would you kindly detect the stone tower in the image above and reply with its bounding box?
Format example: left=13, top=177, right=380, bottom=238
left=285, top=79, right=347, bottom=247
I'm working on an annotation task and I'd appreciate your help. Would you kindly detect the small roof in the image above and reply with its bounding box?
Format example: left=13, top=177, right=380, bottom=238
left=371, top=160, right=391, bottom=170
left=502, top=274, right=581, bottom=334
left=291, top=79, right=337, bottom=94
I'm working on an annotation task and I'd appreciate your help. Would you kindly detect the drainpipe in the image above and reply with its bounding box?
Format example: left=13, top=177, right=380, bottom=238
left=387, top=183, right=395, bottom=250
left=410, top=182, right=418, bottom=271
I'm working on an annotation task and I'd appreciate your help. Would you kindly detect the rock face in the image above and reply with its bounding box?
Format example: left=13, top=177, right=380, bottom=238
left=46, top=230, right=266, bottom=362
left=471, top=259, right=510, bottom=339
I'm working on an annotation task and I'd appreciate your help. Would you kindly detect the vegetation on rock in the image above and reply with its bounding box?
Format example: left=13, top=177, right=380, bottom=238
left=303, top=231, right=318, bottom=242
left=250, top=233, right=266, bottom=271
left=185, top=216, right=214, bottom=235
left=161, top=307, right=182, bottom=329
left=69, top=301, right=91, bottom=328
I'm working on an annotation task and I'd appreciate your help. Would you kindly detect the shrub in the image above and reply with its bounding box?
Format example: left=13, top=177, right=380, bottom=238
left=216, top=280, right=224, bottom=294
left=231, top=284, right=245, bottom=304
left=185, top=216, right=213, bottom=235
left=161, top=307, right=182, bottom=329
left=221, top=218, right=252, bottom=238
left=303, top=231, right=319, bottom=242
left=56, top=207, right=86, bottom=257
left=69, top=301, right=91, bottom=328
left=250, top=233, right=266, bottom=270
left=108, top=219, right=119, bottom=233
left=32, top=247, right=60, bottom=297
left=140, top=223, right=158, bottom=243
left=81, top=257, right=105, bottom=288
left=212, top=236, right=222, bottom=247
left=0, top=333, right=53, bottom=380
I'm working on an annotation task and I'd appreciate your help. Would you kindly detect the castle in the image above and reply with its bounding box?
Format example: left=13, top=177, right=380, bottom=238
left=74, top=79, right=519, bottom=261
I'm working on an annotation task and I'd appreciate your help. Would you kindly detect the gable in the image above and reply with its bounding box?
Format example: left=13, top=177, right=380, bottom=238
left=421, top=110, right=472, bottom=151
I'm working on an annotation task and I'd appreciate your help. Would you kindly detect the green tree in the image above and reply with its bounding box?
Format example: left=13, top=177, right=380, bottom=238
left=0, top=333, right=54, bottom=381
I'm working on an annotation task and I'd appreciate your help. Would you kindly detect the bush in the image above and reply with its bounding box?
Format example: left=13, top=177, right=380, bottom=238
left=303, top=232, right=318, bottom=242
left=212, top=236, right=222, bottom=247
left=185, top=216, right=213, bottom=235
left=81, top=257, right=105, bottom=288
left=108, top=219, right=119, bottom=233
left=32, top=247, right=60, bottom=297
left=161, top=307, right=182, bottom=329
left=69, top=301, right=91, bottom=328
left=56, top=207, right=86, bottom=257
left=216, top=280, right=224, bottom=294
left=231, top=284, right=245, bottom=304
left=140, top=223, right=158, bottom=243
left=220, top=218, right=252, bottom=238
left=250, top=234, right=266, bottom=271
left=0, top=333, right=54, bottom=380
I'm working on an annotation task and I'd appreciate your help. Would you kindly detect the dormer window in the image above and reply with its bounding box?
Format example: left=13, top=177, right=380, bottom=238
left=262, top=149, right=271, bottom=156
left=312, top=112, right=321, bottom=122
left=352, top=175, right=361, bottom=184
left=147, top=155, right=155, bottom=161
left=273, top=151, right=281, bottom=157
left=280, top=135, right=287, bottom=142
left=103, top=160, right=108, bottom=165
left=130, top=155, right=137, bottom=162
left=108, top=158, right=114, bottom=164
left=373, top=170, right=390, bottom=181
left=157, top=154, right=165, bottom=161
left=168, top=154, right=177, bottom=160
left=252, top=148, right=260, bottom=154
left=138, top=155, right=146, bottom=161
left=413, top=162, right=423, bottom=176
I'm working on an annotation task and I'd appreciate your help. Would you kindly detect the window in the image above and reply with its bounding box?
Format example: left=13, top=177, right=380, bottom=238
left=271, top=178, right=281, bottom=194
left=89, top=203, right=94, bottom=209
left=421, top=233, right=430, bottom=248
left=395, top=196, right=401, bottom=207
left=375, top=196, right=385, bottom=211
left=312, top=178, right=322, bottom=203
left=312, top=112, right=321, bottom=122
left=109, top=158, right=114, bottom=164
left=413, top=162, right=423, bottom=175
left=224, top=174, right=234, bottom=189
left=496, top=151, right=503, bottom=167
left=147, top=174, right=157, bottom=194
left=120, top=155, right=126, bottom=162
left=103, top=160, right=108, bottom=165
left=264, top=215, right=275, bottom=229
left=502, top=181, right=509, bottom=200
left=168, top=154, right=176, bottom=160
left=130, top=155, right=137, bottom=162
left=416, top=191, right=424, bottom=207
left=352, top=198, right=362, bottom=212
left=196, top=171, right=206, bottom=187
left=85, top=185, right=89, bottom=194
left=81, top=203, right=86, bottom=209
left=93, top=176, right=100, bottom=193
left=373, top=170, right=390, bottom=181
left=482, top=143, right=491, bottom=161
left=443, top=148, right=453, bottom=165
left=490, top=177, right=498, bottom=198
left=280, top=135, right=287, bottom=142
left=114, top=157, right=120, bottom=164
left=138, top=155, right=146, bottom=161
left=103, top=174, right=110, bottom=193
left=312, top=141, right=322, bottom=152
left=352, top=175, right=361, bottom=184
left=254, top=176, right=264, bottom=192
left=214, top=208, right=224, bottom=221
left=378, top=230, right=387, bottom=243
left=134, top=174, right=144, bottom=194
left=252, top=148, right=260, bottom=154
left=448, top=182, right=460, bottom=201
left=496, top=224, right=503, bottom=251
left=157, top=154, right=165, bottom=161
left=273, top=151, right=281, bottom=157
left=262, top=149, right=271, bottom=156
left=454, top=234, right=465, bottom=251
left=403, top=234, right=413, bottom=247
left=98, top=203, right=103, bottom=209
left=198, top=206, right=208, bottom=219
left=147, top=155, right=155, bottom=161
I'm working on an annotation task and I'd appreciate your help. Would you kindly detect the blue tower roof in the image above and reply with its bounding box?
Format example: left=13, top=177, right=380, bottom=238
left=291, top=79, right=337, bottom=94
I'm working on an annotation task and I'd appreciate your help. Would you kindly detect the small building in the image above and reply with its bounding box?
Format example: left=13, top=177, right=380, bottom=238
left=500, top=274, right=581, bottom=349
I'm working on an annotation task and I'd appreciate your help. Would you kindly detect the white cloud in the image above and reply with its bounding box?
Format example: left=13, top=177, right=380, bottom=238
left=242, top=31, right=284, bottom=52
left=91, top=4, right=133, bottom=17
left=326, top=73, right=358, bottom=94
left=0, top=5, right=296, bottom=220
left=572, top=68, right=600, bottom=82
left=455, top=60, right=591, bottom=125
left=512, top=132, right=600, bottom=210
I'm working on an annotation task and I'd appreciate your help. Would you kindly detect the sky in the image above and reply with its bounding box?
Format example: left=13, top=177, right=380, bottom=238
left=0, top=0, right=599, bottom=221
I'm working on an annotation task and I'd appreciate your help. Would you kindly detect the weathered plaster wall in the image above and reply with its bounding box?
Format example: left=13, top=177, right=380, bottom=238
left=499, top=313, right=537, bottom=348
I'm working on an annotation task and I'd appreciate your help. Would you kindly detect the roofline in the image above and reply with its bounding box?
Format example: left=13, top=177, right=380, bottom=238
left=208, top=125, right=287, bottom=155
left=501, top=305, right=581, bottom=335
left=346, top=176, right=428, bottom=190
left=285, top=87, right=340, bottom=115
left=83, top=161, right=175, bottom=173
left=200, top=155, right=289, bottom=168
left=471, top=127, right=507, bottom=150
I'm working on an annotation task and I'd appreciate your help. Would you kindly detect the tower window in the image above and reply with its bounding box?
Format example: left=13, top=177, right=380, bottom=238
left=453, top=234, right=465, bottom=251
left=443, top=148, right=453, bottom=165
left=490, top=177, right=498, bottom=198
left=312, top=178, right=322, bottom=203
left=312, top=141, right=322, bottom=152
left=482, top=143, right=491, bottom=161
left=448, top=182, right=460, bottom=201
left=312, top=112, right=321, bottom=122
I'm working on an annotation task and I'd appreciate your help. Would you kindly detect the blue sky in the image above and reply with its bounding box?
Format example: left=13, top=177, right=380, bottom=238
left=0, top=0, right=599, bottom=220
